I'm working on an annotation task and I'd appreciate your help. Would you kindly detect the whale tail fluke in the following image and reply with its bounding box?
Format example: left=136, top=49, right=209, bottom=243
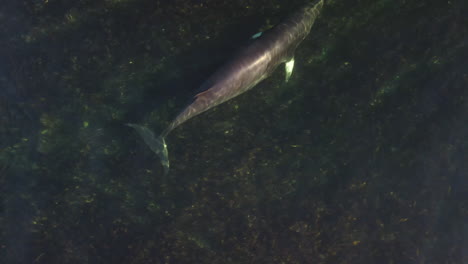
left=126, top=123, right=170, bottom=175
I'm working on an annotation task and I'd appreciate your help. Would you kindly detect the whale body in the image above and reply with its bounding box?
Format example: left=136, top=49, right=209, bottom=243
left=128, top=0, right=324, bottom=175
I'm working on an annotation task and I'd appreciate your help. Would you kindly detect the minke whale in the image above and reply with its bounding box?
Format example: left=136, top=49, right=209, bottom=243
left=128, top=0, right=324, bottom=175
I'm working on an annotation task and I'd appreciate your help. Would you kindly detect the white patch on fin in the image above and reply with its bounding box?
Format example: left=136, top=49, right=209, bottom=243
left=285, top=58, right=295, bottom=82
left=251, top=32, right=263, bottom=39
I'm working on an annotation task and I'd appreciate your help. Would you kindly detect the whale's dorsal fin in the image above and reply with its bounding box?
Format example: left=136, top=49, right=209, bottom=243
left=195, top=90, right=210, bottom=98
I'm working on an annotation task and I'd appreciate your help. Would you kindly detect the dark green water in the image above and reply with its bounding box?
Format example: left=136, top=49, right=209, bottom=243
left=1, top=0, right=467, bottom=263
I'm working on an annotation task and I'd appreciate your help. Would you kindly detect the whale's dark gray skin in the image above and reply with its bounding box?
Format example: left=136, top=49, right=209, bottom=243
left=128, top=0, right=324, bottom=175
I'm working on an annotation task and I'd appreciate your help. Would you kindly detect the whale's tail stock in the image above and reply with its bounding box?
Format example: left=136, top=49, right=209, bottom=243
left=126, top=123, right=170, bottom=175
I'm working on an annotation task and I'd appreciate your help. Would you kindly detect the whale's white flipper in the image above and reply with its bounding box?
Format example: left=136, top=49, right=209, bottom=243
left=285, top=58, right=295, bottom=82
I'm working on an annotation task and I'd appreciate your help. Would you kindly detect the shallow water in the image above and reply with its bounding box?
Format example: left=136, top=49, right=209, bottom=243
left=1, top=0, right=467, bottom=263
